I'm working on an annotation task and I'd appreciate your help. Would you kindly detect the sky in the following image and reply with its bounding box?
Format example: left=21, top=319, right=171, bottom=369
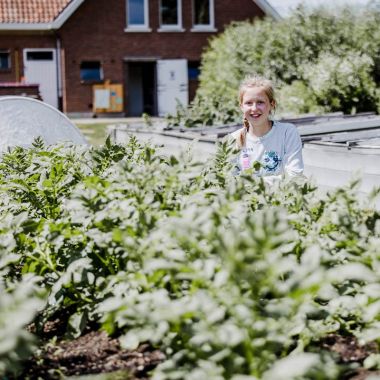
left=266, top=0, right=372, bottom=17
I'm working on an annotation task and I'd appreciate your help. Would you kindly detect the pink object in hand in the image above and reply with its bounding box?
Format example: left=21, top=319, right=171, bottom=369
left=242, top=153, right=250, bottom=170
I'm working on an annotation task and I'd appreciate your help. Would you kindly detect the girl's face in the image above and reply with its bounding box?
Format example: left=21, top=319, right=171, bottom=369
left=240, top=86, right=274, bottom=128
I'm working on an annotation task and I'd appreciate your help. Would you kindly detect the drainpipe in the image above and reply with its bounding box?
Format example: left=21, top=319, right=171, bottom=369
left=54, top=32, right=63, bottom=111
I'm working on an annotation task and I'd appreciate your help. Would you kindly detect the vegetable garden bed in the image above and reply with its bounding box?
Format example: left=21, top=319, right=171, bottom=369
left=1, top=137, right=380, bottom=380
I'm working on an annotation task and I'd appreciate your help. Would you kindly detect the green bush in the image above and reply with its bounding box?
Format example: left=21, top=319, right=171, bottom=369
left=302, top=52, right=378, bottom=114
left=277, top=81, right=323, bottom=116
left=168, top=6, right=380, bottom=127
left=2, top=139, right=380, bottom=378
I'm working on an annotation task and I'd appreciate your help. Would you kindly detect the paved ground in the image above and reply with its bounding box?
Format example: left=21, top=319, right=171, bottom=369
left=71, top=116, right=165, bottom=125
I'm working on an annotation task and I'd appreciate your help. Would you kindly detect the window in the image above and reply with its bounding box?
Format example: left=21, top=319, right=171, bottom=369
left=26, top=51, right=53, bottom=61
left=192, top=0, right=215, bottom=30
left=126, top=0, right=150, bottom=30
left=0, top=50, right=11, bottom=69
left=188, top=61, right=200, bottom=80
left=160, top=0, right=182, bottom=30
left=80, top=61, right=103, bottom=81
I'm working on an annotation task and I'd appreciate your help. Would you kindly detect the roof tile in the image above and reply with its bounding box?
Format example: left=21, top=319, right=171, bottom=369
left=0, top=0, right=73, bottom=23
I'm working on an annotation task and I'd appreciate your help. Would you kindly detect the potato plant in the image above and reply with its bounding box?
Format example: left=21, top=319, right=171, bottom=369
left=1, top=138, right=380, bottom=379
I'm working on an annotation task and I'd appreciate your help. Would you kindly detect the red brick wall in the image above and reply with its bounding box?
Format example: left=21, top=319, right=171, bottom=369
left=0, top=33, right=56, bottom=83
left=0, top=1, right=265, bottom=113
left=59, top=0, right=265, bottom=113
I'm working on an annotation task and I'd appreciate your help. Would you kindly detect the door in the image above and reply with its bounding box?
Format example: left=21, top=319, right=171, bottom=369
left=128, top=64, right=144, bottom=116
left=127, top=62, right=156, bottom=116
left=157, top=59, right=188, bottom=117
left=23, top=49, right=58, bottom=109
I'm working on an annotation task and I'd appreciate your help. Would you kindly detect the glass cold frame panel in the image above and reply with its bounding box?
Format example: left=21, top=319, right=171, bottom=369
left=161, top=0, right=178, bottom=25
left=128, top=0, right=145, bottom=25
left=194, top=0, right=210, bottom=25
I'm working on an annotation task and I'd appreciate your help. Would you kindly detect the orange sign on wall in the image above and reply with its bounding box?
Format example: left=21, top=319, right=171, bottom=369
left=93, top=80, right=124, bottom=113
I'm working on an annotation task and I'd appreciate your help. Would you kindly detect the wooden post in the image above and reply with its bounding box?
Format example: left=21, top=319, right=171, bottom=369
left=14, top=49, right=20, bottom=82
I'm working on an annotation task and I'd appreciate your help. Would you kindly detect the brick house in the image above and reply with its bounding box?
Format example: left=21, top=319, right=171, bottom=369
left=0, top=0, right=279, bottom=116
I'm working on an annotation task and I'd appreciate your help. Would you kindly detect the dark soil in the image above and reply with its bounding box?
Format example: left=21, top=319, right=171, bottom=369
left=321, top=334, right=380, bottom=380
left=348, top=368, right=380, bottom=380
left=321, top=334, right=378, bottom=363
left=21, top=331, right=165, bottom=380
left=18, top=330, right=380, bottom=379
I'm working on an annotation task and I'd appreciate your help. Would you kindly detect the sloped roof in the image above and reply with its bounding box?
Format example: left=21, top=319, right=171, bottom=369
left=0, top=0, right=279, bottom=30
left=0, top=0, right=72, bottom=23
left=0, top=0, right=84, bottom=29
left=253, top=0, right=281, bottom=19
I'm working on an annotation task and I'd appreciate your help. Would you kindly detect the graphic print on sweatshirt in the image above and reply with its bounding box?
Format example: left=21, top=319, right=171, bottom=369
left=262, top=150, right=281, bottom=173
left=239, top=148, right=282, bottom=175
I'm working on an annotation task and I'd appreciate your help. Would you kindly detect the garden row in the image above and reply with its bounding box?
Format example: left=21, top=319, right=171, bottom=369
left=1, top=137, right=380, bottom=379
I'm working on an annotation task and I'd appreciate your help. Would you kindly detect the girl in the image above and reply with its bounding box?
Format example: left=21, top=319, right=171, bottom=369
left=231, top=75, right=304, bottom=179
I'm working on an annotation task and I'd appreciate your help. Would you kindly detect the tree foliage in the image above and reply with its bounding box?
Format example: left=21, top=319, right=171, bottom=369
left=167, top=5, right=380, bottom=127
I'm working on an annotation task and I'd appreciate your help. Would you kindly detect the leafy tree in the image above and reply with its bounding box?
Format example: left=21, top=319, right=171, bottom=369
left=167, top=5, right=380, bottom=127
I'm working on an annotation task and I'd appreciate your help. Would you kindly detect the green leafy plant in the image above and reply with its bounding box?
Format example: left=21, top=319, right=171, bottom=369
left=0, top=275, right=46, bottom=377
left=1, top=138, right=380, bottom=379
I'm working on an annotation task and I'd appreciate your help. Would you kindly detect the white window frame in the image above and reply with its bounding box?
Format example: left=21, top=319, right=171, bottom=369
left=191, top=0, right=216, bottom=32
left=158, top=0, right=184, bottom=32
left=125, top=0, right=151, bottom=32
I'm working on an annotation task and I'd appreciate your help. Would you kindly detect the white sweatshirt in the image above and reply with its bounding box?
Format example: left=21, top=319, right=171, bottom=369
left=230, top=121, right=304, bottom=177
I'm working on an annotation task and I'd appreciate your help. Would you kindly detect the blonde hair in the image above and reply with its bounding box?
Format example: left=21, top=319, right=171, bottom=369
left=237, top=75, right=277, bottom=148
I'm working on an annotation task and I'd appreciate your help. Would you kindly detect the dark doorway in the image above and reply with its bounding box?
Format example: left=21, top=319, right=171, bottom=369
left=125, top=61, right=157, bottom=116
